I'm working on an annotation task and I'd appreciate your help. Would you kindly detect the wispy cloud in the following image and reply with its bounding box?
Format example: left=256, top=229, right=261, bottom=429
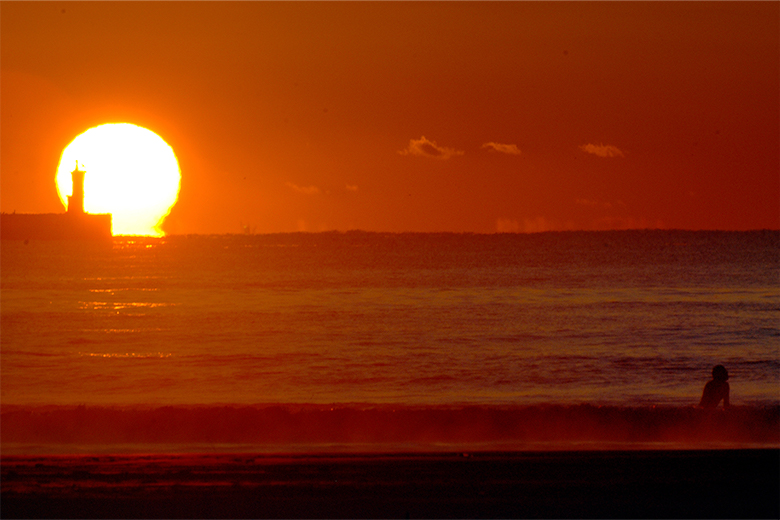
left=496, top=217, right=576, bottom=233
left=576, top=198, right=626, bottom=209
left=399, top=136, right=464, bottom=160
left=591, top=216, right=665, bottom=230
left=579, top=143, right=625, bottom=158
left=520, top=216, right=556, bottom=233
left=496, top=218, right=521, bottom=233
left=286, top=182, right=320, bottom=195
left=345, top=184, right=359, bottom=192
left=575, top=198, right=601, bottom=207
left=482, top=142, right=522, bottom=155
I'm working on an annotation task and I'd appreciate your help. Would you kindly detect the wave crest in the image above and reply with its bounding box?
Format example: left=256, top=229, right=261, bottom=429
left=3, top=403, right=778, bottom=454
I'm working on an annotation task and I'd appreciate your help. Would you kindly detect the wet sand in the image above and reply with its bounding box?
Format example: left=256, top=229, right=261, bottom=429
left=2, top=449, right=778, bottom=519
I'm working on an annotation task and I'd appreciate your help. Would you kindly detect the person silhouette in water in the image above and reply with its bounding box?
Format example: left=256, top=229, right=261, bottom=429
left=699, top=365, right=730, bottom=409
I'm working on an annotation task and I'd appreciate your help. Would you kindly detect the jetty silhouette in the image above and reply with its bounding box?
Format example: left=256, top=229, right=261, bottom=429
left=1, top=161, right=112, bottom=240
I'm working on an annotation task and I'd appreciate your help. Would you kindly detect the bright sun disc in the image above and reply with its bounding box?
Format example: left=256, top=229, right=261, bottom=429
left=56, top=123, right=181, bottom=236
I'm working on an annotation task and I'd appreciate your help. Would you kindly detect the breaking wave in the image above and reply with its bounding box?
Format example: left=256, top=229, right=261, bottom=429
left=2, top=404, right=778, bottom=454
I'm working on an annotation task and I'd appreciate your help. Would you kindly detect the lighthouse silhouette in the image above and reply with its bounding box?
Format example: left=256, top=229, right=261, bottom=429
left=1, top=160, right=112, bottom=240
left=67, top=160, right=85, bottom=215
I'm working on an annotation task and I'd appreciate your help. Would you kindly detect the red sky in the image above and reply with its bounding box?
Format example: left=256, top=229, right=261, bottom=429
left=2, top=2, right=778, bottom=234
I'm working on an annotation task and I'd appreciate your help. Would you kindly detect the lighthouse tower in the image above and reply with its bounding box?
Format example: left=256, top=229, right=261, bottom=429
left=0, top=159, right=111, bottom=240
left=67, top=160, right=85, bottom=215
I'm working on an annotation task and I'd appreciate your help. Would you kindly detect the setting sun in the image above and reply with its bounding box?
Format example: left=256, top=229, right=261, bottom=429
left=55, top=123, right=181, bottom=236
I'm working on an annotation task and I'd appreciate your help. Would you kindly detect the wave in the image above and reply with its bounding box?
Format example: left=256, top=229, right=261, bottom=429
left=2, top=404, right=777, bottom=454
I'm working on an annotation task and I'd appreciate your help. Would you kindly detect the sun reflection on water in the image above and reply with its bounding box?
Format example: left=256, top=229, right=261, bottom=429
left=79, top=301, right=175, bottom=310
left=78, top=352, right=173, bottom=358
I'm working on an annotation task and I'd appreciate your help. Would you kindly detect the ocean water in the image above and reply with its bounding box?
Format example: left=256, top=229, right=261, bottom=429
left=2, top=230, right=778, bottom=451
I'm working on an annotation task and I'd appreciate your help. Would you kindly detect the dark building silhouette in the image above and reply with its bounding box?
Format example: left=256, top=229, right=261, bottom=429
left=68, top=163, right=86, bottom=215
left=1, top=162, right=112, bottom=240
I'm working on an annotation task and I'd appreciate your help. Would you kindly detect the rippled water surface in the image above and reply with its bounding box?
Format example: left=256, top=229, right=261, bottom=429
left=2, top=231, right=778, bottom=408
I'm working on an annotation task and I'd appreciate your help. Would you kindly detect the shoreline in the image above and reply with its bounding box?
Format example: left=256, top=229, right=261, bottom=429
left=3, top=448, right=778, bottom=518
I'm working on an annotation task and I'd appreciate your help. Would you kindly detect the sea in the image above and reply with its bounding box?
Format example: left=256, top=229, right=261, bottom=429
left=2, top=230, right=778, bottom=453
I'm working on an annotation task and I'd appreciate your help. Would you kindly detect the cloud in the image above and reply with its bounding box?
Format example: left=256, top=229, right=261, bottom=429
left=286, top=182, right=320, bottom=195
left=575, top=198, right=600, bottom=207
left=576, top=198, right=627, bottom=210
left=399, top=136, right=464, bottom=160
left=496, top=218, right=521, bottom=233
left=591, top=216, right=665, bottom=230
left=576, top=198, right=612, bottom=209
left=482, top=142, right=522, bottom=155
left=345, top=184, right=358, bottom=192
left=579, top=143, right=625, bottom=158
left=520, top=216, right=556, bottom=233
left=496, top=217, right=576, bottom=233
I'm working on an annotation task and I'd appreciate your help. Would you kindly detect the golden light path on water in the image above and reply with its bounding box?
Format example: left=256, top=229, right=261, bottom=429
left=55, top=123, right=181, bottom=236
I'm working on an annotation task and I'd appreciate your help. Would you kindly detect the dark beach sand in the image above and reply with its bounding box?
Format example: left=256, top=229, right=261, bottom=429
left=2, top=449, right=778, bottom=519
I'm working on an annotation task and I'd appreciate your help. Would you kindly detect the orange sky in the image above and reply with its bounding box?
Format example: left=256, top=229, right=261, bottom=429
left=2, top=2, right=778, bottom=234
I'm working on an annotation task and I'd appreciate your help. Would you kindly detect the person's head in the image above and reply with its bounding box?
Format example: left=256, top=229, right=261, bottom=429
left=712, top=365, right=729, bottom=381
